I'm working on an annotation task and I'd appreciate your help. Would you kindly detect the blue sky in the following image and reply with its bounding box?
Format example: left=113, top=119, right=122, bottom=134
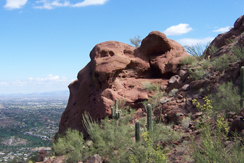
left=0, top=0, right=243, bottom=94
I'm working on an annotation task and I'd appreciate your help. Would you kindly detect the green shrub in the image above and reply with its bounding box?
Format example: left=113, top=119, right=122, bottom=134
left=81, top=108, right=180, bottom=163
left=201, top=59, right=212, bottom=70
left=129, top=123, right=181, bottom=163
left=209, top=82, right=240, bottom=114
left=180, top=56, right=198, bottom=65
left=207, top=43, right=218, bottom=56
left=130, top=35, right=141, bottom=48
left=141, top=81, right=159, bottom=92
left=211, top=54, right=230, bottom=71
left=82, top=111, right=136, bottom=162
left=191, top=115, right=244, bottom=163
left=232, top=40, right=244, bottom=61
left=141, top=92, right=166, bottom=110
left=189, top=67, right=206, bottom=80
left=129, top=131, right=168, bottom=163
left=52, top=128, right=91, bottom=163
left=190, top=97, right=242, bottom=163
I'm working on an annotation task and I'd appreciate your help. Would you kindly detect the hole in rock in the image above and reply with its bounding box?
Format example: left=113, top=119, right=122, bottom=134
left=109, top=51, right=115, bottom=56
left=100, top=50, right=109, bottom=58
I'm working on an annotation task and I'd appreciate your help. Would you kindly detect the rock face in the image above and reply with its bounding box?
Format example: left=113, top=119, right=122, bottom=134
left=56, top=31, right=189, bottom=138
left=206, top=15, right=244, bottom=58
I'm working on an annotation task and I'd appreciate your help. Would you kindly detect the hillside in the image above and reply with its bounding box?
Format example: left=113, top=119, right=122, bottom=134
left=37, top=15, right=244, bottom=163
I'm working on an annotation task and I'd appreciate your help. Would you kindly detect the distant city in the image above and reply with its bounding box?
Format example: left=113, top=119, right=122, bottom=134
left=0, top=94, right=68, bottom=162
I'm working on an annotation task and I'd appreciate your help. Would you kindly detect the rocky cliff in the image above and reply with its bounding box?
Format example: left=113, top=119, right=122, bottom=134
left=56, top=31, right=189, bottom=138
left=56, top=15, right=244, bottom=140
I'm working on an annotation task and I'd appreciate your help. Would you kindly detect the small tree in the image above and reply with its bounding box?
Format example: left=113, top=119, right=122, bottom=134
left=184, top=43, right=207, bottom=60
left=130, top=35, right=141, bottom=48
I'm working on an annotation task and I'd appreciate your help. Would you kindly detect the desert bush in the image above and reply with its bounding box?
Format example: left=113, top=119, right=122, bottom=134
left=129, top=122, right=181, bottom=163
left=52, top=128, right=91, bottom=163
left=190, top=97, right=240, bottom=163
left=201, top=59, right=212, bottom=70
left=189, top=67, right=206, bottom=80
left=184, top=43, right=207, bottom=60
left=179, top=56, right=198, bottom=65
left=129, top=131, right=168, bottom=163
left=81, top=107, right=180, bottom=163
left=207, top=43, right=218, bottom=56
left=141, top=81, right=160, bottom=92
left=191, top=112, right=243, bottom=163
left=209, top=82, right=240, bottom=114
left=141, top=91, right=166, bottom=110
left=82, top=110, right=138, bottom=162
left=211, top=54, right=230, bottom=71
left=130, top=35, right=141, bottom=48
left=232, top=37, right=244, bottom=61
left=191, top=124, right=231, bottom=163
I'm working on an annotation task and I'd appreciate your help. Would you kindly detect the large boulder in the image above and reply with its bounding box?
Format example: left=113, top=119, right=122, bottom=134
left=56, top=31, right=189, bottom=138
left=139, top=31, right=189, bottom=78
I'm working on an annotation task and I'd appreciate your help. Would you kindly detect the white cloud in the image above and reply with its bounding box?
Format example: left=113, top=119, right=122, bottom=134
left=213, top=26, right=232, bottom=33
left=164, top=24, right=193, bottom=36
left=71, top=0, right=108, bottom=7
left=177, top=37, right=215, bottom=46
left=4, top=0, right=28, bottom=9
left=11, top=80, right=27, bottom=86
left=29, top=74, right=67, bottom=83
left=34, top=0, right=109, bottom=9
left=0, top=75, right=70, bottom=94
left=2, top=75, right=67, bottom=87
left=0, top=82, right=9, bottom=86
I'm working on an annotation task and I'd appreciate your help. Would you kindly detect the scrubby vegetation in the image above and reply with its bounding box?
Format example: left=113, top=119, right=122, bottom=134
left=209, top=82, right=240, bottom=113
left=180, top=36, right=244, bottom=81
left=191, top=97, right=244, bottom=163
left=53, top=107, right=181, bottom=163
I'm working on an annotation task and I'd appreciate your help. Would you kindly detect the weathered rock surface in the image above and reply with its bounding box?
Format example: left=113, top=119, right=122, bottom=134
left=56, top=31, right=189, bottom=138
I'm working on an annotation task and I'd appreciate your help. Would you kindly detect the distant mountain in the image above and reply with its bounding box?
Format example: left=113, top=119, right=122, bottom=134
left=0, top=90, right=69, bottom=99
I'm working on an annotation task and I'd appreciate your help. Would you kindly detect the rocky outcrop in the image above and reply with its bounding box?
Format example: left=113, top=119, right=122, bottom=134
left=206, top=15, right=244, bottom=58
left=56, top=31, right=189, bottom=138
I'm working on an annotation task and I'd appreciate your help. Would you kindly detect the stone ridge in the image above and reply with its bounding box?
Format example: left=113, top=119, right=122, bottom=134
left=205, top=15, right=244, bottom=58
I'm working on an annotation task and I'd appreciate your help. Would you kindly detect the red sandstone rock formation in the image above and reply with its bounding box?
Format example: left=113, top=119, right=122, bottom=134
left=56, top=31, right=189, bottom=138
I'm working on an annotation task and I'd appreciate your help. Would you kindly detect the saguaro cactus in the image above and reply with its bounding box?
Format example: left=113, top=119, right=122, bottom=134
left=111, top=107, right=115, bottom=119
left=135, top=121, right=140, bottom=142
left=147, top=104, right=153, bottom=132
left=111, top=99, right=121, bottom=120
left=241, top=66, right=244, bottom=108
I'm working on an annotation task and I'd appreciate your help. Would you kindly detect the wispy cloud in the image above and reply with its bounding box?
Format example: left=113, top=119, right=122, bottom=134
left=0, top=74, right=70, bottom=94
left=164, top=23, right=193, bottom=36
left=4, top=0, right=28, bottom=10
left=0, top=82, right=9, bottom=86
left=213, top=26, right=232, bottom=33
left=28, top=74, right=67, bottom=84
left=34, top=0, right=109, bottom=9
left=177, top=36, right=215, bottom=46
